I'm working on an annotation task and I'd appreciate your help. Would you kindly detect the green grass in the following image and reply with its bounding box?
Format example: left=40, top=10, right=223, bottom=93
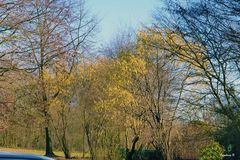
left=0, top=147, right=90, bottom=158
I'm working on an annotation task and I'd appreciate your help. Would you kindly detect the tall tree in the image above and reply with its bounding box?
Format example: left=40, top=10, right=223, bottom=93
left=0, top=0, right=47, bottom=130
left=7, top=0, right=98, bottom=156
left=131, top=29, right=190, bottom=160
left=154, top=0, right=240, bottom=157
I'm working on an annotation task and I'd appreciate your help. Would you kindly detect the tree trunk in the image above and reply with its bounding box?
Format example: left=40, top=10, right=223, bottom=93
left=85, top=124, right=96, bottom=160
left=45, top=127, right=55, bottom=157
left=126, top=136, right=139, bottom=160
left=82, top=104, right=86, bottom=158
left=62, top=132, right=71, bottom=159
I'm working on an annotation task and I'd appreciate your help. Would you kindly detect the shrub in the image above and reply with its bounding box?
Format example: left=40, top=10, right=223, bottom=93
left=200, top=141, right=224, bottom=160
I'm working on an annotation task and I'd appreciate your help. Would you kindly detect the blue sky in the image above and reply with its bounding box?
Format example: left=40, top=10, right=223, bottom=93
left=87, top=0, right=158, bottom=45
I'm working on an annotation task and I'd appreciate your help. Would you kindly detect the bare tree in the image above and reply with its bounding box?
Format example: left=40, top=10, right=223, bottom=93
left=6, top=0, right=98, bottom=157
left=154, top=0, right=240, bottom=157
left=0, top=0, right=49, bottom=131
left=134, top=44, right=189, bottom=160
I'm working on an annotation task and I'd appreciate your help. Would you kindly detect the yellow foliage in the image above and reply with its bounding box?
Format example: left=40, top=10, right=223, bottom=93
left=137, top=28, right=208, bottom=70
left=41, top=64, right=76, bottom=116
left=77, top=53, right=147, bottom=130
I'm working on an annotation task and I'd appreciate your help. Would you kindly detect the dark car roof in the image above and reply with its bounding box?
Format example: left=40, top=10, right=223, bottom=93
left=0, top=152, right=54, bottom=160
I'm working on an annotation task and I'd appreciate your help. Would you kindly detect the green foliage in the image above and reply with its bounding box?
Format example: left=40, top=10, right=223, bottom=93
left=200, top=142, right=224, bottom=160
